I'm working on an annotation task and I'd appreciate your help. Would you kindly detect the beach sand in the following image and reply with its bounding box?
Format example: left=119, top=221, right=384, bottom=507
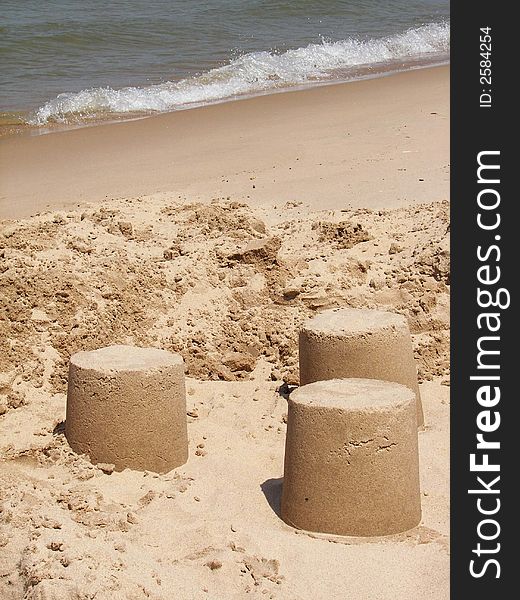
left=0, top=66, right=449, bottom=599
left=0, top=66, right=448, bottom=219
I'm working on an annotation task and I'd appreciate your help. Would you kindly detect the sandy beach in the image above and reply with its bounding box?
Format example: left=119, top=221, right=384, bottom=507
left=0, top=66, right=448, bottom=219
left=0, top=66, right=450, bottom=600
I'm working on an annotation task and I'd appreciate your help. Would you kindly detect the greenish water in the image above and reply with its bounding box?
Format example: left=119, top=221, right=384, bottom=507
left=1, top=0, right=449, bottom=126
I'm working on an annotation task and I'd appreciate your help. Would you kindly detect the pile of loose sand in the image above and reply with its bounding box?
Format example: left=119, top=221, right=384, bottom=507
left=0, top=196, right=449, bottom=599
left=0, top=196, right=449, bottom=412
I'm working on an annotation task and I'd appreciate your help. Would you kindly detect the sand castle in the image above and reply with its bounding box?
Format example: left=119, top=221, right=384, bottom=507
left=65, top=308, right=422, bottom=536
left=65, top=345, right=188, bottom=473
left=299, top=308, right=424, bottom=427
left=281, top=378, right=421, bottom=536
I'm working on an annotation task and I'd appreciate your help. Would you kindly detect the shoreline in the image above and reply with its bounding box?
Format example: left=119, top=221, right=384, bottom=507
left=1, top=58, right=449, bottom=140
left=0, top=65, right=449, bottom=219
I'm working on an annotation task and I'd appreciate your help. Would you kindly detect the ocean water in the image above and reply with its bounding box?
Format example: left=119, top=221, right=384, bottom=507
left=1, top=0, right=449, bottom=127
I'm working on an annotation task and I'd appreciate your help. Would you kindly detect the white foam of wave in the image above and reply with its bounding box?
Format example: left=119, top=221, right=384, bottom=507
left=30, top=22, right=449, bottom=125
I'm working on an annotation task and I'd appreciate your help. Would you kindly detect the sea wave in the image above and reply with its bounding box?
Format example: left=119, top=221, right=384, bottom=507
left=29, top=21, right=449, bottom=125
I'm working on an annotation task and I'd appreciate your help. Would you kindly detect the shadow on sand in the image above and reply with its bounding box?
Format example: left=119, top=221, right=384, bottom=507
left=260, top=477, right=283, bottom=518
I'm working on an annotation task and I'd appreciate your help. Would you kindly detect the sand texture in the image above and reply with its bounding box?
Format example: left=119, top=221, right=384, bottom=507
left=0, top=67, right=449, bottom=599
left=0, top=67, right=449, bottom=219
left=66, top=346, right=188, bottom=473
left=0, top=195, right=449, bottom=599
left=299, top=308, right=424, bottom=426
left=281, top=379, right=421, bottom=536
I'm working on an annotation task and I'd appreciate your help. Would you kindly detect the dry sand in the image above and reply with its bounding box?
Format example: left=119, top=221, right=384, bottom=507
left=0, top=66, right=448, bottom=219
left=0, top=67, right=449, bottom=599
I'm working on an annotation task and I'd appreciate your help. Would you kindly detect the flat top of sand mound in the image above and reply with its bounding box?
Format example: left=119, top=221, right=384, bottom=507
left=291, top=378, right=414, bottom=410
left=303, top=308, right=406, bottom=336
left=71, top=345, right=183, bottom=372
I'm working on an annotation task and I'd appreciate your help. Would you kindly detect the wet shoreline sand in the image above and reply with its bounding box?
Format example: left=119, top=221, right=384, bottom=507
left=0, top=66, right=449, bottom=219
